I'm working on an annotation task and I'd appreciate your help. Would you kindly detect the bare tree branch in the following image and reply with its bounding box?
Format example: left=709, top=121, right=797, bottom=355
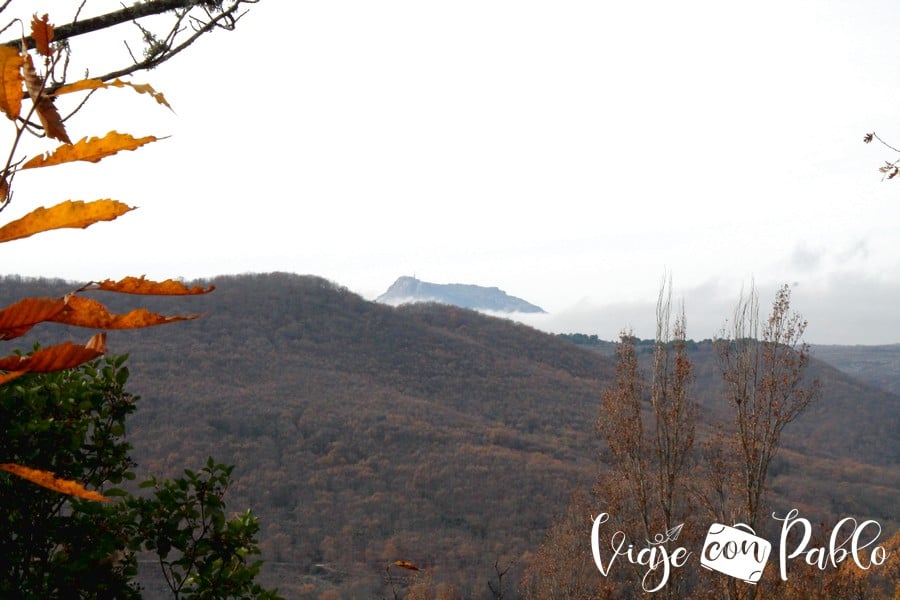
left=4, top=0, right=199, bottom=50
left=1, top=0, right=258, bottom=84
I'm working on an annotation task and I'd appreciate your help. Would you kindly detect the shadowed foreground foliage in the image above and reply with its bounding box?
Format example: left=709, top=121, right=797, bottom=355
left=0, top=356, right=282, bottom=599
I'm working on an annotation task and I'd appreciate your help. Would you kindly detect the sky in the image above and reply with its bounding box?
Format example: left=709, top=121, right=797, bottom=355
left=4, top=0, right=900, bottom=344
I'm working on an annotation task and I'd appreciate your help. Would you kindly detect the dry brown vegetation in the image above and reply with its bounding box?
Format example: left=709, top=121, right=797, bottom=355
left=1, top=273, right=896, bottom=598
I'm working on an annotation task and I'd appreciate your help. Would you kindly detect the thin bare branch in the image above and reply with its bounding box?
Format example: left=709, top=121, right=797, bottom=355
left=2, top=0, right=259, bottom=86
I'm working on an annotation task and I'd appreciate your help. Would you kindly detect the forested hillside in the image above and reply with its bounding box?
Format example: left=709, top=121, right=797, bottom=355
left=0, top=273, right=896, bottom=598
left=810, top=343, right=900, bottom=396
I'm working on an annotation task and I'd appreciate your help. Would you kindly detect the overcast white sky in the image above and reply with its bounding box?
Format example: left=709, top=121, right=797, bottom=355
left=5, top=0, right=900, bottom=344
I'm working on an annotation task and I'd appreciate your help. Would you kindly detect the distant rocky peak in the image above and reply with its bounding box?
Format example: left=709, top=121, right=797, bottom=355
left=376, top=276, right=545, bottom=313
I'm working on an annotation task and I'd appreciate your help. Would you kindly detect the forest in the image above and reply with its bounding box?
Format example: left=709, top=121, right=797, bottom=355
left=0, top=272, right=896, bottom=598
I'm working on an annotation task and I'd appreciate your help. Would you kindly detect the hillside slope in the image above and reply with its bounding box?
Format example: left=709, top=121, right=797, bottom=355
left=0, top=273, right=896, bottom=598
left=810, top=343, right=900, bottom=395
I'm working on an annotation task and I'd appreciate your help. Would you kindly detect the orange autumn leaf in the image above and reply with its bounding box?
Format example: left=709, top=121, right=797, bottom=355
left=22, top=132, right=158, bottom=170
left=51, top=295, right=201, bottom=329
left=22, top=53, right=70, bottom=144
left=0, top=46, right=23, bottom=120
left=0, top=370, right=27, bottom=385
left=0, top=297, right=67, bottom=340
left=0, top=334, right=106, bottom=381
left=393, top=561, right=420, bottom=571
left=31, top=14, right=55, bottom=57
left=83, top=275, right=215, bottom=295
left=0, top=199, right=133, bottom=243
left=0, top=332, right=105, bottom=384
left=53, top=78, right=172, bottom=111
left=0, top=463, right=108, bottom=502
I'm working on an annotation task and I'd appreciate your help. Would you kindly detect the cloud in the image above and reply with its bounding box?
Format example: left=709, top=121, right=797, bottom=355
left=792, top=271, right=900, bottom=345
left=514, top=275, right=900, bottom=345
left=836, top=239, right=869, bottom=263
left=789, top=243, right=822, bottom=272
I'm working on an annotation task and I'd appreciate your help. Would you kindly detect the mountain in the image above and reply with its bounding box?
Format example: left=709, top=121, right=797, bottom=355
left=376, top=275, right=545, bottom=313
left=810, top=344, right=900, bottom=396
left=0, top=273, right=897, bottom=598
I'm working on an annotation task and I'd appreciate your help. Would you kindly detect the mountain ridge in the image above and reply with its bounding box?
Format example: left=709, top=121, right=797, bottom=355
left=0, top=272, right=896, bottom=598
left=376, top=275, right=546, bottom=313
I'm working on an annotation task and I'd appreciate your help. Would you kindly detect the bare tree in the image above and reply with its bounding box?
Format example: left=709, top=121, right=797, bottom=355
left=715, top=284, right=819, bottom=532
left=526, top=283, right=861, bottom=598
left=594, top=279, right=698, bottom=599
left=650, top=283, right=696, bottom=542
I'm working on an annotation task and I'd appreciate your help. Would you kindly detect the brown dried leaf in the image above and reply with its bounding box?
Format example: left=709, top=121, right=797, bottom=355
left=85, top=276, right=215, bottom=295
left=0, top=463, right=108, bottom=501
left=393, top=561, right=420, bottom=571
left=33, top=96, right=69, bottom=143
left=22, top=132, right=158, bottom=170
left=51, top=295, right=200, bottom=329
left=31, top=14, right=55, bottom=57
left=22, top=54, right=69, bottom=143
left=0, top=175, right=8, bottom=206
left=20, top=49, right=41, bottom=100
left=0, top=199, right=133, bottom=243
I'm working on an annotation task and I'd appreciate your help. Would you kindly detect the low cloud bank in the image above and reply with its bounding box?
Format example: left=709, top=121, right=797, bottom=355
left=511, top=276, right=900, bottom=346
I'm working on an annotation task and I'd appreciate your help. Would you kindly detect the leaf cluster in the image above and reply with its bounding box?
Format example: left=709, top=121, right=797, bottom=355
left=0, top=357, right=140, bottom=597
left=0, top=14, right=168, bottom=214
left=0, top=4, right=278, bottom=597
left=0, top=11, right=217, bottom=499
left=125, top=458, right=284, bottom=599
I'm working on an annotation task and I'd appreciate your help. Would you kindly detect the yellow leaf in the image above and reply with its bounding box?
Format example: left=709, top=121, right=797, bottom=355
left=0, top=46, right=23, bottom=121
left=0, top=199, right=133, bottom=243
left=53, top=78, right=173, bottom=111
left=0, top=463, right=109, bottom=501
left=21, top=132, right=159, bottom=170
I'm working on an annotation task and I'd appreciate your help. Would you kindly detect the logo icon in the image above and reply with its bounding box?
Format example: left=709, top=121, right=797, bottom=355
left=701, top=523, right=771, bottom=584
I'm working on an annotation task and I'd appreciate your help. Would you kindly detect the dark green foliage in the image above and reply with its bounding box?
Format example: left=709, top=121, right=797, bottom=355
left=124, top=459, right=282, bottom=599
left=558, top=332, right=702, bottom=354
left=0, top=356, right=281, bottom=599
left=0, top=355, right=141, bottom=598
left=557, top=332, right=603, bottom=346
